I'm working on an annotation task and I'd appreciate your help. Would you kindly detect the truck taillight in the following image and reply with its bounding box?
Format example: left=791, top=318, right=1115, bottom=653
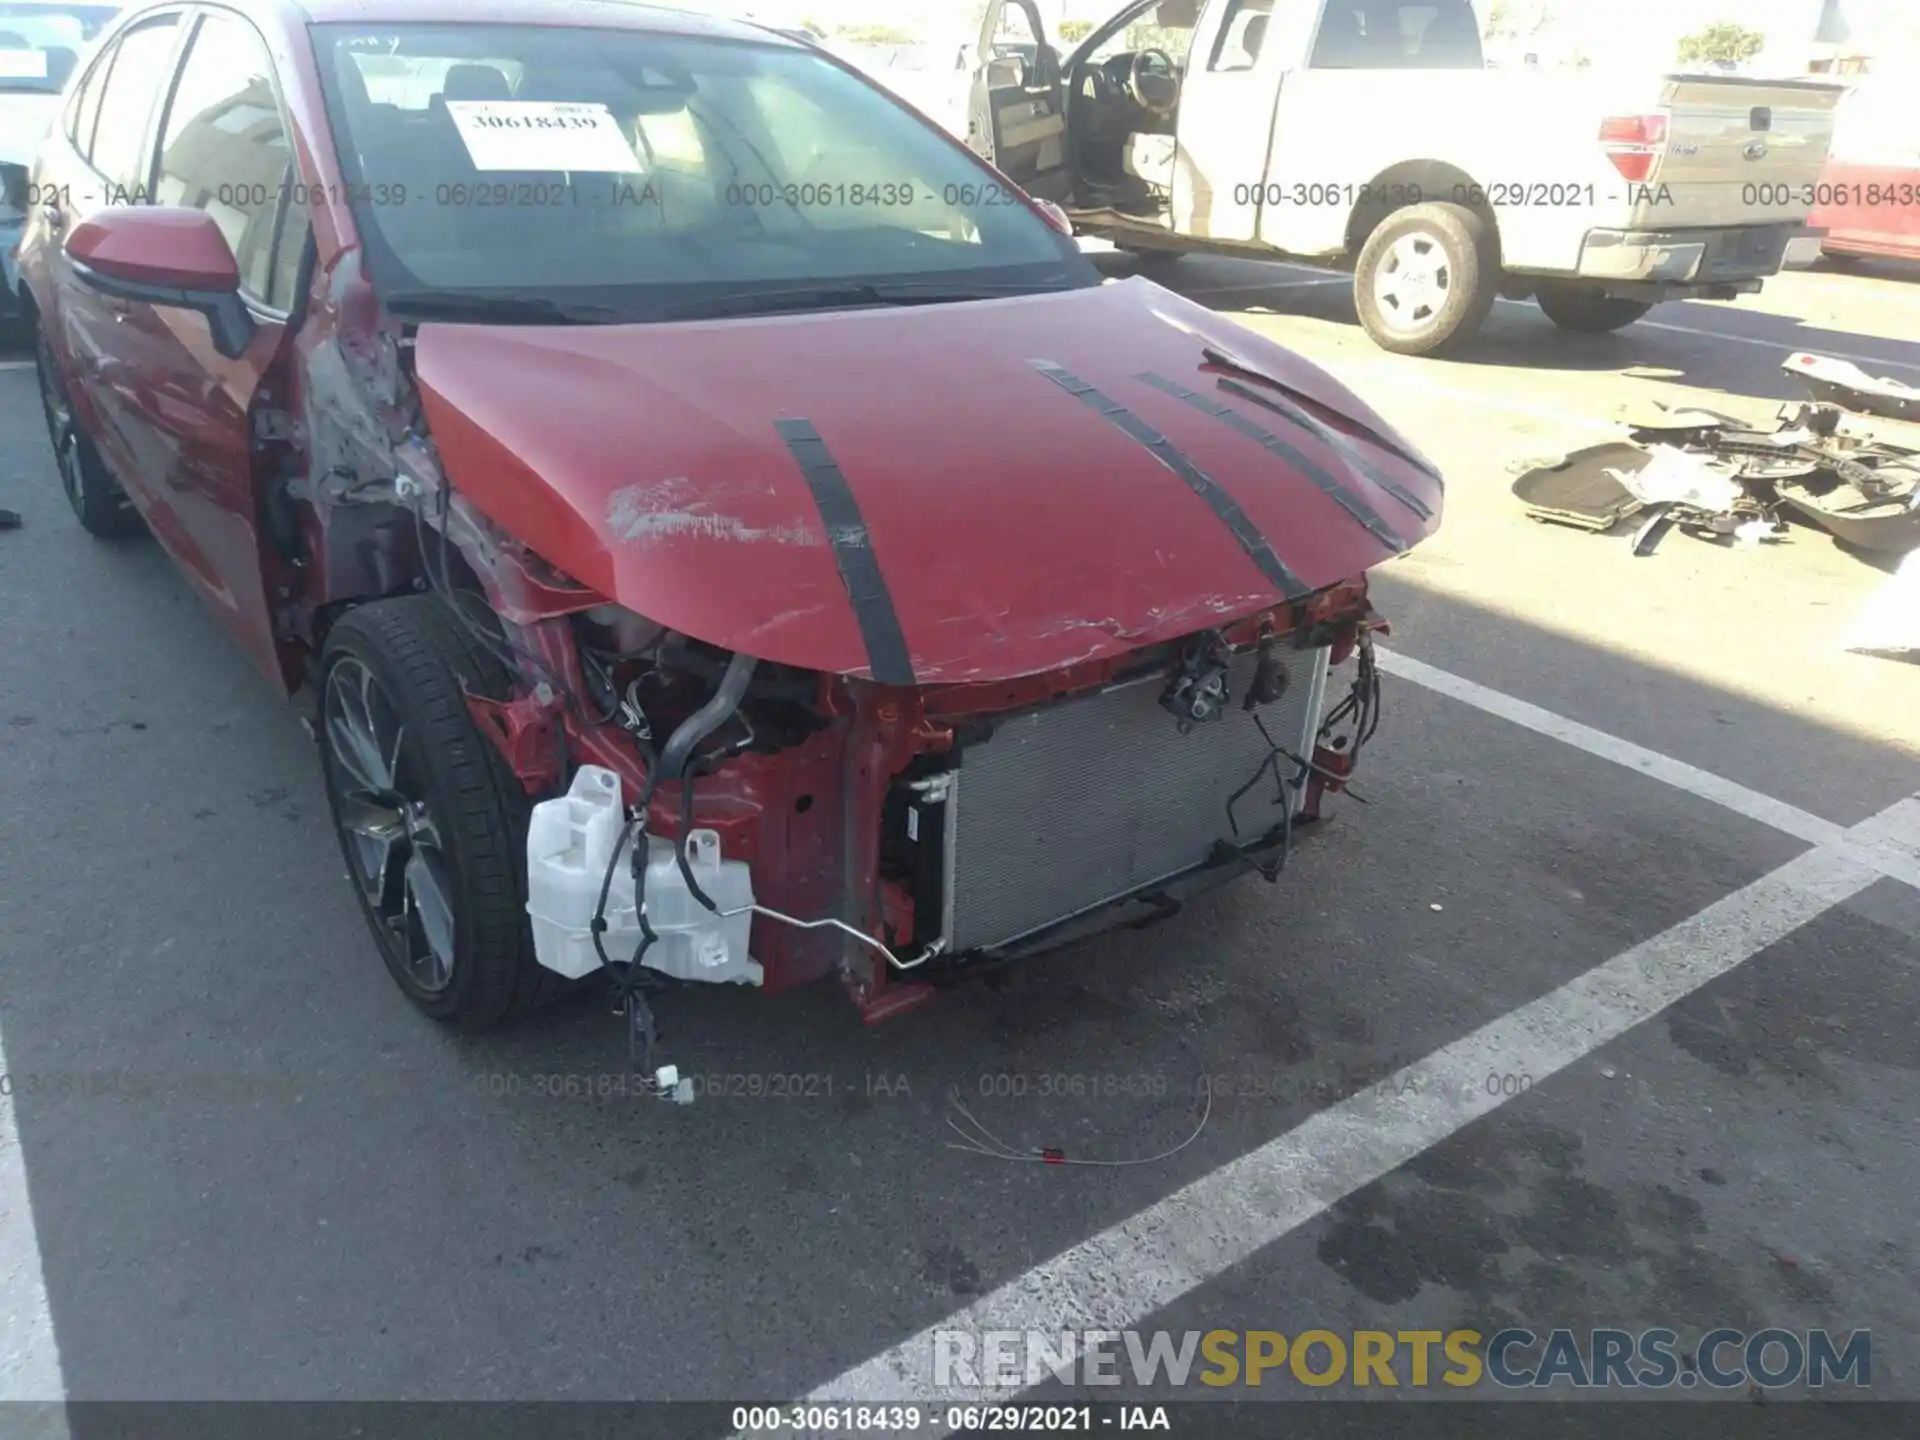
left=1599, top=114, right=1668, bottom=182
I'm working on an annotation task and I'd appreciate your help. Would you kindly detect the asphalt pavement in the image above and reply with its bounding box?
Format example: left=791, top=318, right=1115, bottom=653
left=2, top=256, right=1919, bottom=1428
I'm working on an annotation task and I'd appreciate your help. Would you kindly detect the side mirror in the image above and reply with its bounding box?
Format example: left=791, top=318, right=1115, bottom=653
left=65, top=206, right=256, bottom=359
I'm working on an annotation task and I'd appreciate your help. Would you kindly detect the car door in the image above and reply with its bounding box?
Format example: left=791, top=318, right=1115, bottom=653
left=115, top=5, right=311, bottom=689
left=966, top=0, right=1070, bottom=200
left=1171, top=0, right=1291, bottom=239
left=40, top=10, right=189, bottom=512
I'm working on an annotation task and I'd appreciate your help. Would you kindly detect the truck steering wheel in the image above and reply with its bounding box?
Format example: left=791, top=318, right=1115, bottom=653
left=1127, top=48, right=1179, bottom=116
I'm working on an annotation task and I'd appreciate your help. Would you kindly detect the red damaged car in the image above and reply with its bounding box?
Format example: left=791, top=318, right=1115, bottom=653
left=21, top=0, right=1441, bottom=1045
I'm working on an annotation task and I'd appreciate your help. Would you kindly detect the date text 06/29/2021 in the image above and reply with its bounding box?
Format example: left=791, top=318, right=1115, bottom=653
left=733, top=1405, right=1171, bottom=1433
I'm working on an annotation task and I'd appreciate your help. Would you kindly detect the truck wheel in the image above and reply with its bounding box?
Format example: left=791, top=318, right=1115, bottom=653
left=1535, top=282, right=1654, bottom=334
left=36, top=328, right=143, bottom=538
left=318, top=595, right=569, bottom=1029
left=1354, top=203, right=1498, bottom=356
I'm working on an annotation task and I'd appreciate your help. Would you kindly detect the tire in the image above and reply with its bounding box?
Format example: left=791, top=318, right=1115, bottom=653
left=1353, top=202, right=1499, bottom=356
left=1534, top=281, right=1654, bottom=334
left=36, top=327, right=143, bottom=538
left=318, top=595, right=568, bottom=1028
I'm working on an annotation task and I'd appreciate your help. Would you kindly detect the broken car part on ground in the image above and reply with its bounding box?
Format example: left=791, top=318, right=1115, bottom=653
left=18, top=0, right=1440, bottom=1089
left=1513, top=351, right=1920, bottom=560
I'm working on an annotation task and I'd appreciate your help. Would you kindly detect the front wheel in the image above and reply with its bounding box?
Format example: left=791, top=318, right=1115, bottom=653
left=319, top=596, right=568, bottom=1028
left=1534, top=282, right=1654, bottom=334
left=1353, top=202, right=1499, bottom=357
left=36, top=328, right=143, bottom=538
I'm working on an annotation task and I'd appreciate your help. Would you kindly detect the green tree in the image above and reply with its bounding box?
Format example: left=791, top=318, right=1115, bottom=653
left=1057, top=18, right=1095, bottom=41
left=837, top=22, right=917, bottom=44
left=1677, top=21, right=1765, bottom=65
left=1482, top=0, right=1553, bottom=40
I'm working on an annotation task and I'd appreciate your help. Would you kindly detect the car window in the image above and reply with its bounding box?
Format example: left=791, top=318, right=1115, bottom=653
left=0, top=2, right=117, bottom=96
left=345, top=51, right=524, bottom=110
left=989, top=1, right=1038, bottom=66
left=1309, top=0, right=1483, bottom=69
left=1080, top=0, right=1203, bottom=67
left=312, top=22, right=1092, bottom=321
left=266, top=188, right=310, bottom=312
left=1208, top=0, right=1275, bottom=72
left=153, top=12, right=305, bottom=309
left=87, top=13, right=178, bottom=195
left=66, top=36, right=111, bottom=157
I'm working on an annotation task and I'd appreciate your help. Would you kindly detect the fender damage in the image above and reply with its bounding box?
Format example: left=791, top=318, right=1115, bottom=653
left=300, top=275, right=1442, bottom=1017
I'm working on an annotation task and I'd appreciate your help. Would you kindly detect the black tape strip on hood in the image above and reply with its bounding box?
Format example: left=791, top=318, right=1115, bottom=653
left=1214, top=377, right=1435, bottom=524
left=1137, top=371, right=1406, bottom=554
left=774, top=417, right=916, bottom=687
left=1029, top=360, right=1307, bottom=600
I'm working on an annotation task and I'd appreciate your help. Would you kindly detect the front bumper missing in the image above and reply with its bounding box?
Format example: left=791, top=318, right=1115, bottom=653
left=918, top=812, right=1332, bottom=981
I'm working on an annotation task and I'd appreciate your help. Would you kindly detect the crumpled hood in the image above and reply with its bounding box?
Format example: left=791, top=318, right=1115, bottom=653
left=412, top=277, right=1442, bottom=684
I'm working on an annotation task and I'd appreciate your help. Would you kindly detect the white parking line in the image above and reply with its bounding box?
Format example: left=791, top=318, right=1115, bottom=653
left=765, top=647, right=1920, bottom=1429
left=1182, top=278, right=1350, bottom=297
left=800, top=801, right=1914, bottom=1416
left=1377, top=648, right=1920, bottom=889
left=1181, top=263, right=1920, bottom=376
left=0, top=361, right=34, bottom=372
left=0, top=1019, right=68, bottom=1418
left=1632, top=318, right=1920, bottom=374
left=1376, top=649, right=1843, bottom=846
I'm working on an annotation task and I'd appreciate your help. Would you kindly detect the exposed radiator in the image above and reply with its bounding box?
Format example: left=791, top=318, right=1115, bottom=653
left=942, top=646, right=1331, bottom=953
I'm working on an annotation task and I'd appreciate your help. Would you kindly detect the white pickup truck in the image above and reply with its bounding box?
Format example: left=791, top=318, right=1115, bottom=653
left=960, top=0, right=1846, bottom=355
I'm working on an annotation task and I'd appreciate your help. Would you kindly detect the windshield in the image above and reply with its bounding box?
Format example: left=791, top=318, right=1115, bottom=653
left=0, top=2, right=117, bottom=93
left=312, top=22, right=1095, bottom=322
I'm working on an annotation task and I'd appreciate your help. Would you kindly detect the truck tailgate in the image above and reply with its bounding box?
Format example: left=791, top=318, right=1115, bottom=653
left=1638, top=77, right=1844, bottom=228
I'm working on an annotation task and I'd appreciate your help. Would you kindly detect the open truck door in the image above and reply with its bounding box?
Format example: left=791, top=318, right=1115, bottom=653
left=1171, top=0, right=1293, bottom=239
left=967, top=0, right=1071, bottom=201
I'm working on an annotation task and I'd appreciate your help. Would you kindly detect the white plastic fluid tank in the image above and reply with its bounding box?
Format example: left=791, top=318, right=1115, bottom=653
left=525, top=766, right=630, bottom=979
left=525, top=765, right=762, bottom=986
left=637, top=831, right=761, bottom=986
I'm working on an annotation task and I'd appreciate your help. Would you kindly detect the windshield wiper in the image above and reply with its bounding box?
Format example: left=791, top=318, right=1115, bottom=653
left=382, top=292, right=628, bottom=326
left=660, top=280, right=1065, bottom=322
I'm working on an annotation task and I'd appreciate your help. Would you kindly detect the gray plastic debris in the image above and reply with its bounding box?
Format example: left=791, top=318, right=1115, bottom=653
left=1610, top=447, right=1743, bottom=513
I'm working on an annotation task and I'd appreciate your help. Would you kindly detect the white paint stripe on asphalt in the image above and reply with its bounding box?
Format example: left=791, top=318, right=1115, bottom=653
left=0, top=360, right=34, bottom=372
left=1183, top=262, right=1920, bottom=375
left=0, top=1017, right=69, bottom=1420
left=1377, top=648, right=1920, bottom=889
left=797, top=800, right=1913, bottom=1417
left=1182, top=278, right=1350, bottom=297
left=1632, top=319, right=1920, bottom=375
left=1375, top=647, right=1845, bottom=848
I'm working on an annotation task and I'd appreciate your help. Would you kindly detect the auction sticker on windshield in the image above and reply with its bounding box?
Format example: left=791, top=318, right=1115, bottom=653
left=447, top=101, right=645, bottom=173
left=0, top=50, right=48, bottom=79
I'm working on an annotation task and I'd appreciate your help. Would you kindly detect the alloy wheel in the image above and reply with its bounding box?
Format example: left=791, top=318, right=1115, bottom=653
left=322, top=655, right=459, bottom=993
left=36, top=336, right=85, bottom=517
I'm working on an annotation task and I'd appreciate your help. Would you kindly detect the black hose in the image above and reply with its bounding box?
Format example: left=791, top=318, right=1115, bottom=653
left=658, top=650, right=758, bottom=780
left=656, top=650, right=757, bottom=914
left=676, top=776, right=716, bottom=911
